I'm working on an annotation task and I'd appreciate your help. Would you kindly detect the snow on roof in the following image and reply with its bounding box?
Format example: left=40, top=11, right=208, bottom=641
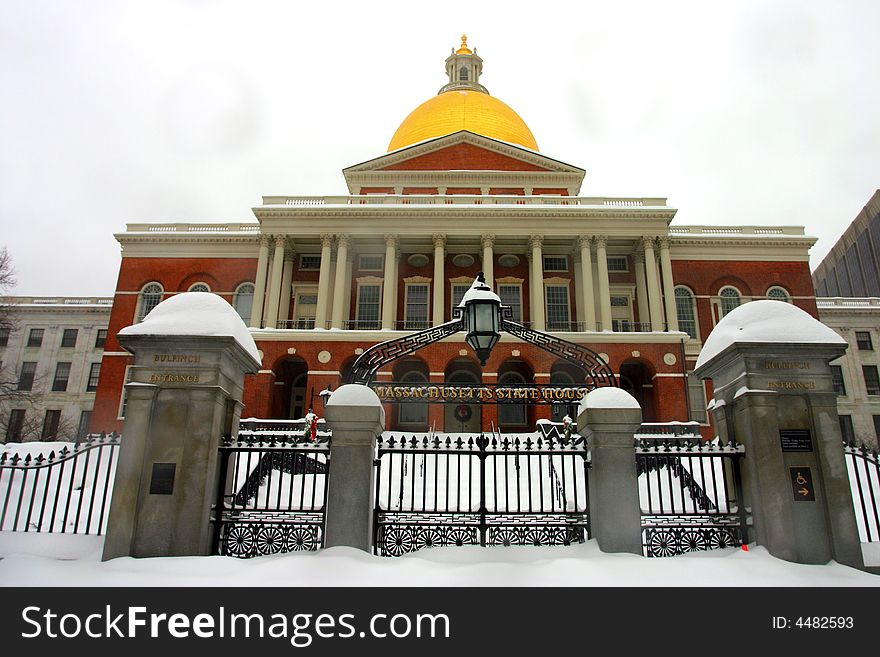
left=695, top=300, right=846, bottom=370
left=325, top=384, right=383, bottom=407
left=580, top=386, right=641, bottom=412
left=117, top=292, right=260, bottom=364
left=457, top=275, right=500, bottom=307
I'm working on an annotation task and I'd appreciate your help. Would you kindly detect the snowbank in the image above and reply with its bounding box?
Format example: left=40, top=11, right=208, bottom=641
left=118, top=292, right=261, bottom=364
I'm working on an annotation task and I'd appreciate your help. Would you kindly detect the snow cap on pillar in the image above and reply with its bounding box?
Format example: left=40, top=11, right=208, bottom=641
left=579, top=386, right=640, bottom=415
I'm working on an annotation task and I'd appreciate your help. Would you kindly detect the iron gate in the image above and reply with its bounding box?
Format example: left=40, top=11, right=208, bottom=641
left=374, top=433, right=590, bottom=556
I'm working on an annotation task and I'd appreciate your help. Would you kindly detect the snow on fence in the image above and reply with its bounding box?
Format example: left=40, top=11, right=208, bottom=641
left=0, top=434, right=120, bottom=534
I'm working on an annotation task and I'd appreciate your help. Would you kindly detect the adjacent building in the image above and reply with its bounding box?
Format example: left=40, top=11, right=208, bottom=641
left=0, top=296, right=112, bottom=442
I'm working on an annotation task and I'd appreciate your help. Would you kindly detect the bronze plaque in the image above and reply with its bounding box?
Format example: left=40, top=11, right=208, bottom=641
left=149, top=462, right=176, bottom=495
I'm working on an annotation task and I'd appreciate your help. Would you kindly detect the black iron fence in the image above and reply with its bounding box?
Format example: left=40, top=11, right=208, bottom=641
left=635, top=437, right=746, bottom=557
left=212, top=431, right=330, bottom=558
left=844, top=441, right=879, bottom=543
left=374, top=433, right=590, bottom=556
left=0, top=433, right=120, bottom=534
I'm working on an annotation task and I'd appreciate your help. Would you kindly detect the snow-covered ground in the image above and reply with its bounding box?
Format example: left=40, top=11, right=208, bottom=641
left=0, top=532, right=877, bottom=587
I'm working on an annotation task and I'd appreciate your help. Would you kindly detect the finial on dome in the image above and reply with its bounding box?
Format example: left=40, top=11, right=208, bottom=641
left=456, top=34, right=472, bottom=55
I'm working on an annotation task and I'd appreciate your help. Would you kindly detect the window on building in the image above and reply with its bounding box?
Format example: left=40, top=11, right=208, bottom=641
left=293, top=291, right=318, bottom=329
left=839, top=415, right=855, bottom=444
left=830, top=365, right=846, bottom=396
left=498, top=284, right=522, bottom=323
left=873, top=416, right=880, bottom=444
left=404, top=284, right=429, bottom=329
left=233, top=283, right=255, bottom=322
left=18, top=361, right=37, bottom=391
left=687, top=372, right=708, bottom=423
left=188, top=283, right=210, bottom=293
left=543, top=256, right=568, bottom=272
left=356, top=284, right=381, bottom=329
left=118, top=366, right=133, bottom=419
left=459, top=66, right=469, bottom=81
left=0, top=327, right=8, bottom=347
left=545, top=285, right=571, bottom=331
left=718, top=286, right=741, bottom=317
left=498, top=372, right=527, bottom=426
left=137, top=283, right=163, bottom=322
left=863, top=365, right=880, bottom=396
left=78, top=410, right=92, bottom=440
left=27, top=328, right=44, bottom=348
left=398, top=371, right=428, bottom=425
left=95, top=329, right=108, bottom=348
left=766, top=286, right=790, bottom=303
left=86, top=363, right=101, bottom=392
left=61, top=328, right=78, bottom=348
left=6, top=409, right=26, bottom=441
left=549, top=371, right=574, bottom=422
left=674, top=287, right=698, bottom=340
left=451, top=283, right=470, bottom=318
left=41, top=410, right=62, bottom=440
left=607, top=256, right=628, bottom=272
left=856, top=331, right=873, bottom=350
left=300, top=255, right=321, bottom=270
left=52, top=362, right=71, bottom=392
left=358, top=255, right=383, bottom=271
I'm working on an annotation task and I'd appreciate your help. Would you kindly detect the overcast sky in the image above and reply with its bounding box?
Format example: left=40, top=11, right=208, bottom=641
left=1, top=0, right=878, bottom=296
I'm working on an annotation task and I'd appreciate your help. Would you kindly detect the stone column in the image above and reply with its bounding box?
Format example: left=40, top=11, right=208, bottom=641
left=578, top=387, right=644, bottom=554
left=432, top=234, right=446, bottom=326
left=573, top=252, right=584, bottom=328
left=382, top=234, right=399, bottom=330
left=249, top=235, right=271, bottom=328
left=314, top=234, right=333, bottom=330
left=331, top=235, right=350, bottom=329
left=278, top=250, right=295, bottom=327
left=529, top=235, right=545, bottom=330
left=633, top=251, right=650, bottom=328
left=264, top=235, right=286, bottom=329
left=323, top=384, right=385, bottom=552
left=658, top=237, right=678, bottom=332
left=642, top=237, right=663, bottom=331
left=481, top=234, right=495, bottom=289
left=578, top=236, right=596, bottom=331
left=343, top=250, right=354, bottom=323
left=595, top=236, right=612, bottom=331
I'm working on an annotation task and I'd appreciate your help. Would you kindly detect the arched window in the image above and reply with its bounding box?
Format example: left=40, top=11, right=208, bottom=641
left=233, top=283, right=255, bottom=322
left=719, top=286, right=741, bottom=318
left=674, top=287, right=699, bottom=339
left=188, top=283, right=210, bottom=293
left=549, top=370, right=574, bottom=422
left=137, top=283, right=163, bottom=322
left=499, top=372, right=527, bottom=426
left=398, top=371, right=428, bottom=426
left=459, top=66, right=469, bottom=81
left=767, top=286, right=790, bottom=303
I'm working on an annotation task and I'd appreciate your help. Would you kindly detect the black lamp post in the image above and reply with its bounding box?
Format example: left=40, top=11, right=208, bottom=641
left=458, top=272, right=502, bottom=366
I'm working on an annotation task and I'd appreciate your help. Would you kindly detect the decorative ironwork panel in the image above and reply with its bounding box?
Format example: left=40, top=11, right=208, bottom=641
left=844, top=441, right=880, bottom=543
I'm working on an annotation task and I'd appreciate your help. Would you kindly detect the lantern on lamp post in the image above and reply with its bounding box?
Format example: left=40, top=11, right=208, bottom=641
left=458, top=272, right=502, bottom=366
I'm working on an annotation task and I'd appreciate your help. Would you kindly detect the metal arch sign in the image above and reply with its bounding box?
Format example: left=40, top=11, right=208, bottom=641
left=371, top=383, right=594, bottom=404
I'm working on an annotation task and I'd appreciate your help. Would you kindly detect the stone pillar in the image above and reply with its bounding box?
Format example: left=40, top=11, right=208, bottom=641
left=658, top=237, right=678, bottom=332
left=642, top=237, right=663, bottom=331
left=432, top=234, right=446, bottom=326
left=633, top=251, right=650, bottom=328
left=331, top=234, right=350, bottom=329
left=578, top=387, right=644, bottom=554
left=249, top=235, right=271, bottom=328
left=529, top=235, right=545, bottom=330
left=278, top=251, right=295, bottom=327
left=578, top=236, right=596, bottom=331
left=573, top=252, right=584, bottom=328
left=323, top=384, right=385, bottom=552
left=383, top=234, right=399, bottom=330
left=343, top=250, right=354, bottom=323
left=595, top=236, right=612, bottom=331
left=314, top=234, right=333, bottom=329
left=481, top=234, right=495, bottom=289
left=264, top=235, right=286, bottom=329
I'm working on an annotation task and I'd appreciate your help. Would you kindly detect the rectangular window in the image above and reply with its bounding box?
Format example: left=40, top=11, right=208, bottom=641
left=61, top=328, right=78, bottom=348
left=52, top=362, right=71, bottom=392
left=356, top=284, right=381, bottom=329
left=451, top=284, right=470, bottom=318
left=856, top=331, right=873, bottom=350
left=86, top=363, right=101, bottom=392
left=830, top=365, right=846, bottom=396
left=95, top=329, right=108, bottom=348
left=78, top=410, right=92, bottom=439
left=6, top=409, right=26, bottom=441
left=498, top=284, right=522, bottom=323
left=545, top=285, right=571, bottom=330
left=41, top=410, right=61, bottom=440
left=839, top=415, right=855, bottom=443
left=404, top=284, right=430, bottom=329
left=607, top=256, right=628, bottom=272
left=873, top=415, right=880, bottom=443
left=18, top=361, right=37, bottom=391
left=118, top=366, right=133, bottom=419
left=27, top=328, right=44, bottom=348
left=299, top=255, right=321, bottom=270
left=864, top=366, right=880, bottom=396
left=358, top=254, right=384, bottom=271
left=0, top=327, right=9, bottom=347
left=543, top=256, right=568, bottom=272
left=687, top=372, right=708, bottom=423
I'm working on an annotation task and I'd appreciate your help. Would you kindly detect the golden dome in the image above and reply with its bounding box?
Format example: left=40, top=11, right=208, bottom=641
left=456, top=34, right=472, bottom=55
left=387, top=89, right=539, bottom=152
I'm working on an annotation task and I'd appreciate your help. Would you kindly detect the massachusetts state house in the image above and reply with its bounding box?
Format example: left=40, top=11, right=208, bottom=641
left=90, top=37, right=818, bottom=438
